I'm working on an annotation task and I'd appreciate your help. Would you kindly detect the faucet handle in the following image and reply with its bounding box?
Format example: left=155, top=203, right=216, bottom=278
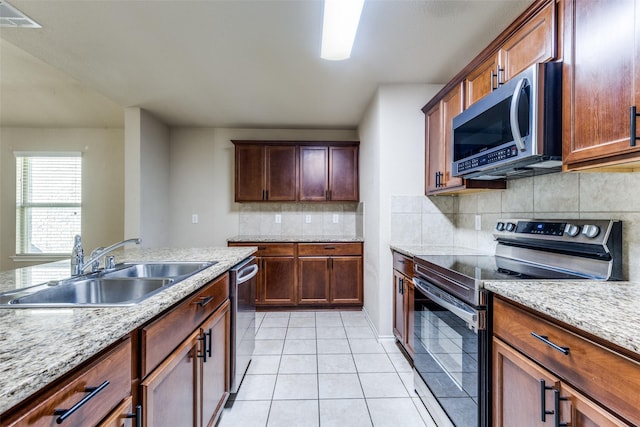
left=104, top=256, right=116, bottom=271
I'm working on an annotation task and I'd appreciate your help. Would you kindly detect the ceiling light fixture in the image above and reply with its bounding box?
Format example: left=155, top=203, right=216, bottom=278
left=321, top=0, right=365, bottom=61
left=0, top=1, right=41, bottom=28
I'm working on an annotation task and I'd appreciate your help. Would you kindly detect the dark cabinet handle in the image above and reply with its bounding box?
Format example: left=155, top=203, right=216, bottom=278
left=196, top=296, right=214, bottom=307
left=398, top=277, right=404, bottom=295
left=540, top=379, right=555, bottom=422
left=265, top=190, right=269, bottom=200
left=491, top=70, right=498, bottom=91
left=258, top=246, right=267, bottom=250
left=54, top=380, right=109, bottom=424
left=531, top=332, right=570, bottom=355
left=125, top=404, right=143, bottom=427
left=631, top=106, right=638, bottom=147
left=197, top=329, right=212, bottom=362
left=553, top=390, right=569, bottom=427
left=324, top=246, right=336, bottom=250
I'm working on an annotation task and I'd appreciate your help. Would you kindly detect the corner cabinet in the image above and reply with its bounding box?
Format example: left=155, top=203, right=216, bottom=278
left=492, top=296, right=639, bottom=426
left=562, top=0, right=640, bottom=171
left=233, top=141, right=359, bottom=203
left=392, top=251, right=414, bottom=358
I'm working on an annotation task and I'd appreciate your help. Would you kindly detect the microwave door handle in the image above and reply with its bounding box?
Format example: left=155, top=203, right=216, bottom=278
left=510, top=77, right=528, bottom=152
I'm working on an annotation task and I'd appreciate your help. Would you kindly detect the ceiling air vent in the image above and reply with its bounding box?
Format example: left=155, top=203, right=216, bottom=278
left=0, top=1, right=41, bottom=28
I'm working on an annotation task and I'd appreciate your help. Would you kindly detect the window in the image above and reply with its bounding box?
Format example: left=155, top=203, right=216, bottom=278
left=15, top=153, right=82, bottom=255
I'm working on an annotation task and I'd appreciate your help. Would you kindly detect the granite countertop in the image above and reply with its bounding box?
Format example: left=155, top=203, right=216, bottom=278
left=228, top=235, right=364, bottom=243
left=390, top=244, right=489, bottom=258
left=484, top=280, right=640, bottom=356
left=0, top=246, right=255, bottom=415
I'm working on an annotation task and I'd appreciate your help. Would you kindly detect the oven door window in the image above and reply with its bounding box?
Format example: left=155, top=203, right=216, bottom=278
left=414, top=291, right=481, bottom=426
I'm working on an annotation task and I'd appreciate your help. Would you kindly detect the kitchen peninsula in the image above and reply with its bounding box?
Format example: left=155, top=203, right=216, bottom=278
left=0, top=246, right=255, bottom=425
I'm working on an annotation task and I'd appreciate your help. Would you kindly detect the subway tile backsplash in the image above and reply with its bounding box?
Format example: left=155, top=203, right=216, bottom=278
left=391, top=171, right=640, bottom=281
left=238, top=202, right=362, bottom=238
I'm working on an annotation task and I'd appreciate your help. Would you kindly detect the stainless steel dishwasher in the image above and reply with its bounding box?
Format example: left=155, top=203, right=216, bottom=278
left=229, top=256, right=259, bottom=394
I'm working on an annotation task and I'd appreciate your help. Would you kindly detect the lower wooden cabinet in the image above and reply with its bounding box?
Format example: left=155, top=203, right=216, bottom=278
left=98, top=397, right=138, bottom=427
left=492, top=297, right=637, bottom=426
left=392, top=251, right=414, bottom=358
left=4, top=338, right=132, bottom=427
left=141, top=299, right=230, bottom=427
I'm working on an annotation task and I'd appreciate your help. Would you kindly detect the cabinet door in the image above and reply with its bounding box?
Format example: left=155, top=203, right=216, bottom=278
left=392, top=270, right=405, bottom=343
left=201, top=301, right=230, bottom=427
left=235, top=144, right=265, bottom=202
left=563, top=0, right=640, bottom=169
left=298, top=257, right=330, bottom=304
left=141, top=331, right=198, bottom=427
left=442, top=82, right=464, bottom=189
left=558, top=383, right=631, bottom=427
left=493, top=337, right=560, bottom=426
left=299, top=146, right=329, bottom=201
left=425, top=101, right=443, bottom=194
left=262, top=256, right=296, bottom=305
left=499, top=1, right=556, bottom=81
left=329, top=146, right=359, bottom=201
left=465, top=54, right=499, bottom=107
left=330, top=256, right=362, bottom=304
left=266, top=145, right=297, bottom=201
left=404, top=277, right=415, bottom=357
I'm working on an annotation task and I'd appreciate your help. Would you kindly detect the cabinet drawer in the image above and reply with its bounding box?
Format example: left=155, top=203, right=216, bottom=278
left=298, top=243, right=362, bottom=256
left=141, top=274, right=229, bottom=377
left=7, top=338, right=132, bottom=427
left=392, top=251, right=413, bottom=277
left=229, top=242, right=295, bottom=257
left=494, top=297, right=640, bottom=424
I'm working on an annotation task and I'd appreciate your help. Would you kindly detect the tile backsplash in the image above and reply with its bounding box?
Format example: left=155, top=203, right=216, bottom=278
left=391, top=171, right=640, bottom=281
left=238, top=202, right=363, bottom=238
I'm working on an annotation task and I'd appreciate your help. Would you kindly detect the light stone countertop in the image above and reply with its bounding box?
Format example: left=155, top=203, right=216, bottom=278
left=228, top=235, right=364, bottom=243
left=484, top=280, right=640, bottom=357
left=0, top=246, right=256, bottom=415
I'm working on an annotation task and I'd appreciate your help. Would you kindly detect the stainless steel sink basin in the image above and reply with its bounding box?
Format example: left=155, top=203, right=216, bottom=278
left=8, top=277, right=172, bottom=306
left=0, top=261, right=216, bottom=308
left=103, top=262, right=214, bottom=280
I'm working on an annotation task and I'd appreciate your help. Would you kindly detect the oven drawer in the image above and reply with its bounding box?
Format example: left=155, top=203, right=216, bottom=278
left=493, top=297, right=640, bottom=423
left=392, top=251, right=413, bottom=277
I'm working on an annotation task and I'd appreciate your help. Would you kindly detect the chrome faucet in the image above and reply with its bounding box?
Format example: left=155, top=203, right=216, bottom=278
left=71, top=235, right=141, bottom=275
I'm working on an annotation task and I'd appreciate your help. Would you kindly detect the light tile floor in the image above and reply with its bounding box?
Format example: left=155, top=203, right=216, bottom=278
left=217, top=310, right=437, bottom=427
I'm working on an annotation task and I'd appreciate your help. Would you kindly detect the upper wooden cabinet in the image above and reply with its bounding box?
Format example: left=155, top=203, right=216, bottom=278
left=299, top=145, right=359, bottom=201
left=562, top=0, right=640, bottom=171
left=465, top=0, right=557, bottom=108
left=234, top=141, right=359, bottom=202
left=234, top=143, right=297, bottom=202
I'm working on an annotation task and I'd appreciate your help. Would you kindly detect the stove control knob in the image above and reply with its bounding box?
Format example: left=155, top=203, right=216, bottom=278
left=505, top=222, right=516, bottom=232
left=496, top=222, right=505, bottom=231
left=582, top=224, right=600, bottom=239
left=565, top=224, right=581, bottom=237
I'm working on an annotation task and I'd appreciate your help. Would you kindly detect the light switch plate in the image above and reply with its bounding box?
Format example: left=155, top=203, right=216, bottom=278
left=475, top=215, right=481, bottom=231
left=275, top=214, right=281, bottom=223
left=332, top=214, right=339, bottom=223
left=192, top=214, right=199, bottom=224
left=305, top=215, right=312, bottom=223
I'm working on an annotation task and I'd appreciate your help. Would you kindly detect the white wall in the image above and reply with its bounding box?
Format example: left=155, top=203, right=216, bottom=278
left=168, top=128, right=359, bottom=247
left=125, top=108, right=170, bottom=247
left=359, top=84, right=442, bottom=338
left=0, top=127, right=125, bottom=269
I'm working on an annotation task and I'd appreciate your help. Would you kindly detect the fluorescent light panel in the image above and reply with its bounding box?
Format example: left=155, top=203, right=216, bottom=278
left=0, top=1, right=41, bottom=28
left=321, top=0, right=364, bottom=61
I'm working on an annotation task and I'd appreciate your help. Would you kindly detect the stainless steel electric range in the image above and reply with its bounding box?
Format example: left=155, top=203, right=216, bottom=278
left=412, top=218, right=622, bottom=427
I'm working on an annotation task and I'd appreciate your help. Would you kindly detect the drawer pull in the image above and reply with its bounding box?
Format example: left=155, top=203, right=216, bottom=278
left=197, top=329, right=212, bottom=362
left=324, top=246, right=336, bottom=250
left=125, top=404, right=143, bottom=427
left=258, top=246, right=267, bottom=251
left=540, top=379, right=555, bottom=421
left=553, top=390, right=569, bottom=427
left=54, top=380, right=109, bottom=424
left=196, top=296, right=214, bottom=307
left=531, top=332, right=570, bottom=355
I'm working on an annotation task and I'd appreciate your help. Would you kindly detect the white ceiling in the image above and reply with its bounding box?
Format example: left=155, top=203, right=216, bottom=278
left=0, top=0, right=532, bottom=129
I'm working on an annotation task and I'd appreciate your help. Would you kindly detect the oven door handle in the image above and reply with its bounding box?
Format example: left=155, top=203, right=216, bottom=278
left=413, top=278, right=480, bottom=328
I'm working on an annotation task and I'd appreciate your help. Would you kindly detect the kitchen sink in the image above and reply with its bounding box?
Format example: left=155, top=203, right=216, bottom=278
left=0, top=261, right=216, bottom=308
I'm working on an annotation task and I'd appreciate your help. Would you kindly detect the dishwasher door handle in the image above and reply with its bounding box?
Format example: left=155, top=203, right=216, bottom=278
left=237, top=264, right=259, bottom=284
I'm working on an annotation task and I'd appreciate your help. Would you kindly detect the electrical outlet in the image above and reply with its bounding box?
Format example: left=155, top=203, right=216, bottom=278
left=275, top=214, right=281, bottom=223
left=305, top=215, right=312, bottom=224
left=192, top=214, right=199, bottom=224
left=332, top=214, right=339, bottom=224
left=475, top=215, right=481, bottom=231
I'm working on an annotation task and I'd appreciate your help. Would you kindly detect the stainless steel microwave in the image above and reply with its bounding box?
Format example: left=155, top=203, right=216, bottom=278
left=451, top=62, right=562, bottom=180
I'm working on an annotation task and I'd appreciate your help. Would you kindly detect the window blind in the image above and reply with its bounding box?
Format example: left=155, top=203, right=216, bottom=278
left=15, top=154, right=82, bottom=255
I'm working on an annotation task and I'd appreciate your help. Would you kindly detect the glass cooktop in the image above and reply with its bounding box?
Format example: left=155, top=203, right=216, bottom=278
left=414, top=255, right=521, bottom=282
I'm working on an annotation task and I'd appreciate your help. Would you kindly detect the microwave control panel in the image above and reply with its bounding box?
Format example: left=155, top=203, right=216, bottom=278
left=456, top=144, right=518, bottom=174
